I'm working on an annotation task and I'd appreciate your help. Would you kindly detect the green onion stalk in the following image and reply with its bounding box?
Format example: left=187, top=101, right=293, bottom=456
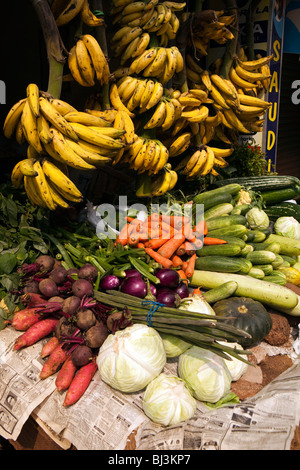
left=94, top=290, right=252, bottom=364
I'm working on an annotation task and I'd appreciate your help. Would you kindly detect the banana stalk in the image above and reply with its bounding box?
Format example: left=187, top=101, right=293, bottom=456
left=29, top=0, right=66, bottom=98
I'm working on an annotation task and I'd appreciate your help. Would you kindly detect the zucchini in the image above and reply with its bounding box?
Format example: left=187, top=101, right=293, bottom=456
left=194, top=256, right=251, bottom=273
left=205, top=215, right=247, bottom=231
left=196, top=243, right=242, bottom=257
left=206, top=224, right=248, bottom=239
left=203, top=281, right=238, bottom=304
left=193, top=183, right=242, bottom=205
left=264, top=202, right=300, bottom=222
left=211, top=175, right=300, bottom=192
left=246, top=250, right=277, bottom=264
left=266, top=233, right=300, bottom=256
left=204, top=203, right=234, bottom=220
left=248, top=267, right=265, bottom=279
left=260, top=185, right=300, bottom=206
left=190, top=270, right=298, bottom=311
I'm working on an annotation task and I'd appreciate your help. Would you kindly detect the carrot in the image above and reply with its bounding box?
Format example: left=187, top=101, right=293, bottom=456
left=162, top=215, right=190, bottom=230
left=182, top=261, right=188, bottom=272
left=193, top=287, right=202, bottom=295
left=128, top=232, right=141, bottom=246
left=145, top=237, right=169, bottom=250
left=175, top=241, right=196, bottom=257
left=11, top=308, right=43, bottom=331
left=203, top=237, right=227, bottom=245
left=177, top=269, right=188, bottom=285
left=157, top=234, right=186, bottom=259
left=116, top=223, right=130, bottom=246
left=125, top=216, right=135, bottom=222
left=63, top=360, right=98, bottom=407
left=185, top=253, right=197, bottom=278
left=55, top=356, right=77, bottom=392
left=193, top=219, right=208, bottom=236
left=170, top=254, right=183, bottom=268
left=41, top=335, right=60, bottom=358
left=137, top=242, right=145, bottom=249
left=144, top=247, right=173, bottom=268
left=14, top=318, right=59, bottom=350
left=40, top=343, right=68, bottom=379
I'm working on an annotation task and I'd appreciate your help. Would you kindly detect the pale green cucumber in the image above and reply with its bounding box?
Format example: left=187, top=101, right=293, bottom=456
left=266, top=234, right=300, bottom=256
left=203, top=281, right=238, bottom=304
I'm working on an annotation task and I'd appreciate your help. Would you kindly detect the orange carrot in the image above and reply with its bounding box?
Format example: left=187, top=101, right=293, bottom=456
left=11, top=308, right=43, bottom=331
left=55, top=356, right=77, bottom=392
left=144, top=247, right=173, bottom=268
left=193, top=287, right=202, bottom=295
left=63, top=360, right=98, bottom=407
left=170, top=254, right=183, bottom=268
left=41, top=336, right=60, bottom=358
left=176, top=241, right=196, bottom=257
left=177, top=269, right=189, bottom=285
left=125, top=216, right=135, bottom=222
left=182, top=261, right=188, bottom=272
left=203, top=237, right=227, bottom=245
left=185, top=253, right=197, bottom=278
left=157, top=234, right=186, bottom=259
left=13, top=318, right=59, bottom=350
left=40, top=344, right=68, bottom=379
left=145, top=237, right=169, bottom=250
left=162, top=215, right=191, bottom=229
left=128, top=232, right=141, bottom=246
left=137, top=242, right=145, bottom=249
left=149, top=212, right=160, bottom=222
left=194, top=219, right=208, bottom=236
left=116, top=223, right=130, bottom=246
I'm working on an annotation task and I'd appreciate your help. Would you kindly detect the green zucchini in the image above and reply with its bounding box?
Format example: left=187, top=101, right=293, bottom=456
left=264, top=202, right=300, bottom=222
left=260, top=185, right=300, bottom=206
left=248, top=267, right=265, bottom=279
left=206, top=224, right=248, bottom=239
left=204, top=203, right=234, bottom=220
left=193, top=183, right=242, bottom=205
left=211, top=175, right=300, bottom=192
left=190, top=270, right=298, bottom=311
left=196, top=243, right=242, bottom=257
left=202, top=281, right=238, bottom=304
left=246, top=250, right=277, bottom=264
left=194, top=256, right=250, bottom=273
left=205, top=214, right=247, bottom=231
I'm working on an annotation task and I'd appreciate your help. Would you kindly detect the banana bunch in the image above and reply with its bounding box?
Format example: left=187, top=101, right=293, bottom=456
left=123, top=136, right=169, bottom=175
left=135, top=161, right=177, bottom=197
left=229, top=55, right=273, bottom=93
left=111, top=1, right=186, bottom=47
left=175, top=145, right=234, bottom=179
left=143, top=95, right=182, bottom=130
left=52, top=0, right=104, bottom=27
left=68, top=34, right=110, bottom=87
left=128, top=46, right=183, bottom=84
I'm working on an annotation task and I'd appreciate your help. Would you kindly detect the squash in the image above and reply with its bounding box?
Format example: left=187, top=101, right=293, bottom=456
left=213, top=296, right=272, bottom=348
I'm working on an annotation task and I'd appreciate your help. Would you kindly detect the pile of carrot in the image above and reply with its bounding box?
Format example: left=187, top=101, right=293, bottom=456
left=115, top=213, right=227, bottom=282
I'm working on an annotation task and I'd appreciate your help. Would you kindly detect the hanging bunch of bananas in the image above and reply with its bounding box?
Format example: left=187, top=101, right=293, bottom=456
left=143, top=95, right=182, bottom=130
left=135, top=162, right=177, bottom=197
left=174, top=145, right=234, bottom=180
left=110, top=1, right=186, bottom=48
left=68, top=34, right=110, bottom=87
left=52, top=0, right=104, bottom=27
left=4, top=84, right=127, bottom=209
left=127, top=46, right=184, bottom=84
left=121, top=135, right=169, bottom=175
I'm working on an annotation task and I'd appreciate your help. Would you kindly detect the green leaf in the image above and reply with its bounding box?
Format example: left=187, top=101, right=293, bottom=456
left=0, top=253, right=18, bottom=274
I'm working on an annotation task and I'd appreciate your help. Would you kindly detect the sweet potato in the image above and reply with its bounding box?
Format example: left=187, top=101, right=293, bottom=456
left=63, top=360, right=98, bottom=407
left=21, top=292, right=46, bottom=306
left=12, top=308, right=42, bottom=331
left=41, top=336, right=60, bottom=358
left=13, top=318, right=59, bottom=350
left=55, top=356, right=77, bottom=392
left=40, top=343, right=68, bottom=379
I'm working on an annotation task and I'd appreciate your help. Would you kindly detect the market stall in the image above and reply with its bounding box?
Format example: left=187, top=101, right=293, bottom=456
left=0, top=0, right=300, bottom=451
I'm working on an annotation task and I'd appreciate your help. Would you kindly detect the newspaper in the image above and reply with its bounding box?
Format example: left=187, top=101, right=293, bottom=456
left=0, top=325, right=299, bottom=450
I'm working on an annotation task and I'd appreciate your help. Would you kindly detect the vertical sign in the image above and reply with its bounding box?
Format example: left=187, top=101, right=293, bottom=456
left=264, top=0, right=286, bottom=172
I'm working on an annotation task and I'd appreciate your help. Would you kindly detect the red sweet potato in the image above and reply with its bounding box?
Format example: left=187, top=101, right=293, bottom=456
left=11, top=308, right=42, bottom=331
left=63, top=360, right=98, bottom=407
left=40, top=344, right=68, bottom=379
left=13, top=318, right=59, bottom=350
left=41, top=336, right=60, bottom=358
left=55, top=356, right=77, bottom=392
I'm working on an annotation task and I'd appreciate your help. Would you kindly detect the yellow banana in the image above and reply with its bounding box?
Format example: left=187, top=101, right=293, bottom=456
left=64, top=136, right=111, bottom=166
left=163, top=1, right=186, bottom=11
left=171, top=46, right=184, bottom=73
left=48, top=98, right=77, bottom=116
left=199, top=146, right=215, bottom=176
left=75, top=39, right=95, bottom=86
left=11, top=160, right=34, bottom=188
left=150, top=166, right=172, bottom=196
left=121, top=1, right=146, bottom=15
left=131, top=139, right=148, bottom=170
left=186, top=148, right=207, bottom=178
left=130, top=48, right=157, bottom=75
left=37, top=114, right=53, bottom=145
left=41, top=158, right=83, bottom=200
left=167, top=168, right=178, bottom=191
left=21, top=99, right=43, bottom=153
left=64, top=110, right=111, bottom=127
left=147, top=140, right=161, bottom=173
left=126, top=79, right=148, bottom=111
left=114, top=27, right=143, bottom=56
left=223, top=109, right=251, bottom=134
left=144, top=80, right=164, bottom=110
left=117, top=76, right=138, bottom=101
left=18, top=158, right=38, bottom=177
left=81, top=34, right=110, bottom=85
left=151, top=141, right=169, bottom=174
left=39, top=97, right=79, bottom=141
left=49, top=127, right=96, bottom=169
left=120, top=36, right=141, bottom=65
left=26, top=83, right=40, bottom=117
left=143, top=47, right=167, bottom=77
left=235, top=62, right=271, bottom=83
left=144, top=99, right=167, bottom=129
left=15, top=119, right=26, bottom=145
left=210, top=74, right=237, bottom=99
left=161, top=99, right=176, bottom=131
left=208, top=146, right=234, bottom=158
left=32, top=160, right=57, bottom=210
left=168, top=132, right=191, bottom=157
left=80, top=0, right=104, bottom=26
left=68, top=121, right=124, bottom=149
left=143, top=139, right=157, bottom=171
left=117, top=110, right=135, bottom=145
left=189, top=88, right=208, bottom=100
left=210, top=84, right=231, bottom=109
left=237, top=54, right=274, bottom=71
left=178, top=92, right=203, bottom=107
left=160, top=47, right=177, bottom=84
left=3, top=98, right=26, bottom=139
left=229, top=66, right=258, bottom=89
left=24, top=175, right=47, bottom=208
left=55, top=0, right=85, bottom=26
left=110, top=83, right=135, bottom=116
left=182, top=105, right=209, bottom=122
left=142, top=8, right=158, bottom=30
left=132, top=32, right=151, bottom=57
left=68, top=45, right=91, bottom=87
left=181, top=149, right=202, bottom=175
left=139, top=79, right=155, bottom=109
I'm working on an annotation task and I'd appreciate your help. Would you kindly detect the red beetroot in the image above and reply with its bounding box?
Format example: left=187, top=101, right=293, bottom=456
left=13, top=318, right=59, bottom=350
left=12, top=308, right=43, bottom=331
left=55, top=356, right=77, bottom=392
left=40, top=343, right=68, bottom=379
left=63, top=360, right=98, bottom=407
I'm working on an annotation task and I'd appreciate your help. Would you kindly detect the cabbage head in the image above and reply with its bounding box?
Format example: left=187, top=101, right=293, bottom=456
left=246, top=207, right=269, bottom=230
left=217, top=342, right=248, bottom=381
left=142, top=373, right=197, bottom=426
left=160, top=333, right=191, bottom=358
left=96, top=324, right=166, bottom=393
left=274, top=216, right=300, bottom=240
left=178, top=346, right=232, bottom=403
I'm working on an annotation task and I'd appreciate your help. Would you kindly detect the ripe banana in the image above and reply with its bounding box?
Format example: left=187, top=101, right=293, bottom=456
left=37, top=114, right=53, bottom=145
left=39, top=96, right=79, bottom=141
left=143, top=99, right=167, bottom=129
left=48, top=98, right=77, bottom=116
left=150, top=165, right=173, bottom=196
left=64, top=110, right=111, bottom=127
left=144, top=80, right=164, bottom=110
left=81, top=34, right=110, bottom=85
left=55, top=0, right=85, bottom=26
left=234, top=62, right=271, bottom=83
left=229, top=66, right=258, bottom=89
left=110, top=83, right=135, bottom=117
left=26, top=83, right=40, bottom=117
left=33, top=160, right=57, bottom=210
left=80, top=0, right=104, bottom=26
left=3, top=98, right=26, bottom=139
left=64, top=136, right=111, bottom=166
left=161, top=99, right=176, bottom=130
left=21, top=99, right=43, bottom=153
left=75, top=39, right=95, bottom=86
left=41, top=158, right=83, bottom=200
left=168, top=132, right=192, bottom=157
left=129, top=48, right=157, bottom=75
left=185, top=148, right=207, bottom=179
left=68, top=45, right=91, bottom=87
left=68, top=121, right=124, bottom=150
left=237, top=54, right=274, bottom=71
left=49, top=127, right=96, bottom=170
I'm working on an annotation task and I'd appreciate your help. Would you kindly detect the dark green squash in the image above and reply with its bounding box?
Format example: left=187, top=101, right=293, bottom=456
left=213, top=296, right=273, bottom=348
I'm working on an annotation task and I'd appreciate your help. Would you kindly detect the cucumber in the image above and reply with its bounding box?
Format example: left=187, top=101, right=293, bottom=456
left=265, top=233, right=300, bottom=256
left=281, top=255, right=296, bottom=266
left=255, top=264, right=274, bottom=275
left=196, top=243, right=242, bottom=257
left=264, top=272, right=287, bottom=285
left=205, top=214, right=247, bottom=231
left=272, top=254, right=284, bottom=268
left=265, top=202, right=300, bottom=222
left=260, top=185, right=300, bottom=206
left=246, top=250, right=277, bottom=264
left=240, top=244, right=254, bottom=256
left=248, top=267, right=265, bottom=279
left=247, top=230, right=267, bottom=243
left=215, top=236, right=246, bottom=248
left=190, top=270, right=298, bottom=311
left=194, top=256, right=251, bottom=273
left=248, top=241, right=281, bottom=254
left=193, top=183, right=242, bottom=205
left=206, top=224, right=248, bottom=239
left=204, top=203, right=234, bottom=220
left=203, top=281, right=238, bottom=304
left=211, top=175, right=300, bottom=192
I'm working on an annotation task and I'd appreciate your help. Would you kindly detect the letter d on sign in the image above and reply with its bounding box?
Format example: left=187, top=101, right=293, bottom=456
left=267, top=130, right=276, bottom=150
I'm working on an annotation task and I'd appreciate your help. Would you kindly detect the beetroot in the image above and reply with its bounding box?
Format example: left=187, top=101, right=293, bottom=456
left=38, top=278, right=59, bottom=298
left=35, top=255, right=55, bottom=273
left=72, top=279, right=93, bottom=298
left=49, top=266, right=68, bottom=285
left=62, top=296, right=81, bottom=316
left=85, top=322, right=108, bottom=349
left=76, top=309, right=96, bottom=331
left=71, top=345, right=93, bottom=367
left=23, top=280, right=40, bottom=294
left=78, top=263, right=98, bottom=283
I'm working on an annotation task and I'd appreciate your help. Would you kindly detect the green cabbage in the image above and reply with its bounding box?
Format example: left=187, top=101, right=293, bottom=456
left=274, top=216, right=300, bottom=240
left=96, top=324, right=166, bottom=393
left=217, top=341, right=248, bottom=381
left=160, top=333, right=191, bottom=358
left=142, top=373, right=197, bottom=426
left=178, top=346, right=232, bottom=403
left=246, top=207, right=269, bottom=230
